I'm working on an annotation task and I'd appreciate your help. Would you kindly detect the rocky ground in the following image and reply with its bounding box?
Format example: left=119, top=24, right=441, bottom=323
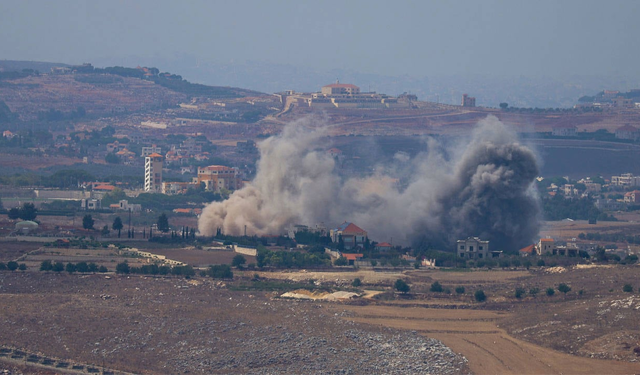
left=0, top=272, right=469, bottom=374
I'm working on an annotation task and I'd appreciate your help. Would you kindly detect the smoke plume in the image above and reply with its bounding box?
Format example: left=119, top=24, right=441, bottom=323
left=198, top=115, right=540, bottom=251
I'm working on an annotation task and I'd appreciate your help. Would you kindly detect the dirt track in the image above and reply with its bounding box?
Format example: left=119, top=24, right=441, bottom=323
left=341, top=305, right=640, bottom=374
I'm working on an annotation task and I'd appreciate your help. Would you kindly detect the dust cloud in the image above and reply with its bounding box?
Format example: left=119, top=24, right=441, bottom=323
left=198, top=115, right=540, bottom=251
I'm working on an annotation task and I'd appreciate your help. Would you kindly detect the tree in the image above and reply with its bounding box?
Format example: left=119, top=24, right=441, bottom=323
left=66, top=262, right=77, bottom=273
left=546, top=287, right=555, bottom=296
left=52, top=262, right=64, bottom=272
left=334, top=257, right=348, bottom=266
left=157, top=213, right=170, bottom=233
left=232, top=254, right=247, bottom=268
left=395, top=279, right=410, bottom=294
left=82, top=214, right=94, bottom=230
left=98, top=265, right=108, bottom=273
left=111, top=216, right=123, bottom=238
left=7, top=261, right=18, bottom=271
left=18, top=263, right=26, bottom=271
left=430, top=281, right=443, bottom=293
left=76, top=262, right=89, bottom=273
left=455, top=286, right=465, bottom=294
left=474, top=290, right=487, bottom=302
left=557, top=283, right=571, bottom=295
left=105, top=153, right=120, bottom=164
left=515, top=287, right=526, bottom=299
left=207, top=264, right=233, bottom=279
left=499, top=102, right=509, bottom=109
left=116, top=262, right=130, bottom=274
left=623, top=284, right=633, bottom=293
left=0, top=262, right=5, bottom=270
left=19, top=203, right=38, bottom=221
left=529, top=287, right=540, bottom=297
left=40, top=260, right=53, bottom=271
left=8, top=207, right=20, bottom=220
left=101, top=225, right=110, bottom=236
left=352, top=278, right=362, bottom=287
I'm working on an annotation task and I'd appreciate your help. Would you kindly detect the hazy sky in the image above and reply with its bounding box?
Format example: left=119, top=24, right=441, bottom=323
left=1, top=0, right=639, bottom=78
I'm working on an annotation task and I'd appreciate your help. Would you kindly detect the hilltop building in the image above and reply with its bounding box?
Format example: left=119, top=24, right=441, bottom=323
left=330, top=222, right=368, bottom=250
left=195, top=165, right=243, bottom=192
left=144, top=153, right=163, bottom=192
left=461, top=94, right=476, bottom=107
left=307, top=81, right=411, bottom=109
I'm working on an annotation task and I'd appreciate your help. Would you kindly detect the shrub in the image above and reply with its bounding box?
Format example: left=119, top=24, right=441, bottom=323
left=515, top=287, right=526, bottom=299
left=115, top=262, right=130, bottom=274
left=474, top=290, right=486, bottom=302
left=546, top=287, right=555, bottom=296
left=537, top=259, right=546, bottom=267
left=558, top=283, right=571, bottom=295
left=455, top=286, right=465, bottom=294
left=529, top=287, right=540, bottom=296
left=0, top=262, right=6, bottom=270
left=232, top=254, right=247, bottom=268
left=352, top=278, right=362, bottom=287
left=98, top=265, right=108, bottom=273
left=370, top=260, right=377, bottom=267
left=395, top=279, right=410, bottom=294
left=40, top=260, right=53, bottom=271
left=52, top=262, right=64, bottom=272
left=7, top=261, right=18, bottom=271
left=430, top=281, right=443, bottom=293
left=66, top=263, right=77, bottom=274
left=18, top=263, right=26, bottom=271
left=334, top=257, right=348, bottom=266
left=623, top=284, right=633, bottom=293
left=208, top=264, right=233, bottom=279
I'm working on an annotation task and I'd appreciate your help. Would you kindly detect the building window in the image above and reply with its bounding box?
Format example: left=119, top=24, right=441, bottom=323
left=460, top=253, right=464, bottom=258
left=469, top=246, right=474, bottom=251
left=479, top=246, right=483, bottom=250
left=479, top=253, right=483, bottom=258
left=460, top=246, right=464, bottom=250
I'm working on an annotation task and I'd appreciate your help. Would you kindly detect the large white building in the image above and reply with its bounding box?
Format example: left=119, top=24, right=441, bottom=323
left=456, top=237, right=490, bottom=259
left=144, top=153, right=163, bottom=192
left=612, top=173, right=640, bottom=187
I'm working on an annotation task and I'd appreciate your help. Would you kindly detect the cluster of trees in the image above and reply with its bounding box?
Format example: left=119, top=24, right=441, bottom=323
left=0, top=261, right=27, bottom=271
left=294, top=230, right=332, bottom=245
left=206, top=264, right=234, bottom=279
left=40, top=260, right=108, bottom=273
left=256, top=248, right=331, bottom=268
left=541, top=194, right=616, bottom=222
left=115, top=261, right=195, bottom=277
left=7, top=203, right=37, bottom=221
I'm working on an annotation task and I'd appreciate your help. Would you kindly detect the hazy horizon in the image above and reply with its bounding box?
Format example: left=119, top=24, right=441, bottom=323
left=1, top=0, right=640, bottom=79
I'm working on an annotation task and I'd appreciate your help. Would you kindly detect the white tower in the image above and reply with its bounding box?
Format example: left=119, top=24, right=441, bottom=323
left=144, top=153, right=163, bottom=192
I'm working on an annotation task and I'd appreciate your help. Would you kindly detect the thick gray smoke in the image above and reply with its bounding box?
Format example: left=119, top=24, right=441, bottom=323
left=198, top=115, right=540, bottom=251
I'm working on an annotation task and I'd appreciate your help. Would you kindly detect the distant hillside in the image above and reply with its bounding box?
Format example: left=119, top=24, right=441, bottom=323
left=0, top=60, right=70, bottom=73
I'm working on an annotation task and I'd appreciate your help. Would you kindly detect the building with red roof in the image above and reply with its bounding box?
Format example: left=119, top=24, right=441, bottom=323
left=375, top=242, right=393, bottom=252
left=330, top=222, right=368, bottom=250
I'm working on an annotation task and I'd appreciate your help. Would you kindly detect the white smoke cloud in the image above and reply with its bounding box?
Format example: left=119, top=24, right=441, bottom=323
left=198, top=115, right=540, bottom=251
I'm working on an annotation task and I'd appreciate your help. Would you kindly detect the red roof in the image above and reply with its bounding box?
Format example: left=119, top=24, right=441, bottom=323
left=341, top=223, right=366, bottom=234
left=147, top=153, right=163, bottom=158
left=377, top=242, right=392, bottom=247
left=519, top=244, right=535, bottom=254
left=342, top=253, right=363, bottom=261
left=323, top=83, right=359, bottom=89
left=94, top=184, right=116, bottom=191
left=540, top=238, right=554, bottom=242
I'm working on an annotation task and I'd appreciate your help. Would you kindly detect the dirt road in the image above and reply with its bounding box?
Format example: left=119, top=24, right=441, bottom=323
left=340, top=305, right=640, bottom=375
